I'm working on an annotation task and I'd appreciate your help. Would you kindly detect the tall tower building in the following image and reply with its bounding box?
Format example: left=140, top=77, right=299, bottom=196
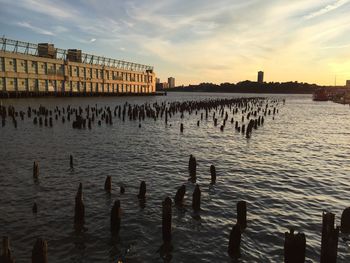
left=257, top=71, right=264, bottom=83
left=168, top=77, right=175, bottom=88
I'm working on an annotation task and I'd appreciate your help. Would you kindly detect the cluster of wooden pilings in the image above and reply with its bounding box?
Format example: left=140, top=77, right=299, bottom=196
left=2, top=154, right=350, bottom=262
left=0, top=97, right=283, bottom=139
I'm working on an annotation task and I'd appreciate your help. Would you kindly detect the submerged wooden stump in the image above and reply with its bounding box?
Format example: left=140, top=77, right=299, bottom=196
left=192, top=184, right=201, bottom=212
left=32, top=238, right=48, bottom=263
left=110, top=200, right=121, bottom=235
left=70, top=155, right=73, bottom=169
left=320, top=212, right=339, bottom=263
left=341, top=207, right=350, bottom=234
left=137, top=181, right=146, bottom=199
left=284, top=229, right=306, bottom=263
left=104, top=176, right=112, bottom=193
left=174, top=185, right=186, bottom=206
left=162, top=197, right=172, bottom=244
left=33, top=162, right=39, bottom=179
left=237, top=201, right=247, bottom=230
left=74, top=183, right=85, bottom=231
left=1, top=236, right=15, bottom=263
left=210, top=165, right=216, bottom=184
left=228, top=224, right=241, bottom=259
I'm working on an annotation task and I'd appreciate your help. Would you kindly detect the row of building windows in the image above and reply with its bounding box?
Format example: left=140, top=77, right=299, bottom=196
left=0, top=57, right=153, bottom=83
left=0, top=77, right=151, bottom=93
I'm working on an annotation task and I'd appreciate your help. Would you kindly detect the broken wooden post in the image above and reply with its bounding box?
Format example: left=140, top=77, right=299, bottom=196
left=110, top=200, right=121, bottom=235
left=320, top=212, right=339, bottom=263
left=192, top=184, right=201, bottom=212
left=284, top=229, right=306, bottom=263
left=137, top=181, right=146, bottom=199
left=31, top=238, right=48, bottom=263
left=340, top=207, right=350, bottom=234
left=104, top=176, right=112, bottom=193
left=188, top=155, right=197, bottom=181
left=32, top=202, right=38, bottom=214
left=174, top=185, right=186, bottom=206
left=210, top=165, right=216, bottom=184
left=33, top=161, right=39, bottom=179
left=74, top=183, right=85, bottom=231
left=70, top=155, right=73, bottom=169
left=237, top=201, right=247, bottom=230
left=228, top=224, right=241, bottom=259
left=1, top=236, right=15, bottom=263
left=162, top=197, right=172, bottom=244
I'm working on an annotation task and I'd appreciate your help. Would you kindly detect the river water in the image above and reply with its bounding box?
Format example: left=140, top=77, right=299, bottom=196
left=0, top=92, right=349, bottom=262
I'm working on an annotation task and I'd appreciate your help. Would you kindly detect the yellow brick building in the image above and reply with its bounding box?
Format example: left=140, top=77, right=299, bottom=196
left=0, top=38, right=156, bottom=96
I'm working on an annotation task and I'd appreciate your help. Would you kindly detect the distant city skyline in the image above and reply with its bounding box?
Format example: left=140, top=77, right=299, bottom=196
left=1, top=0, right=350, bottom=86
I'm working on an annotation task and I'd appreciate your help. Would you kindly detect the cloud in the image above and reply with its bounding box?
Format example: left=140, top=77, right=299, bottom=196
left=16, top=21, right=54, bottom=36
left=90, top=38, right=96, bottom=43
left=304, top=0, right=349, bottom=19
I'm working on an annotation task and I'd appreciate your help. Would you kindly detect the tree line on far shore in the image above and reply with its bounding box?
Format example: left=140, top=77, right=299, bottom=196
left=160, top=81, right=341, bottom=94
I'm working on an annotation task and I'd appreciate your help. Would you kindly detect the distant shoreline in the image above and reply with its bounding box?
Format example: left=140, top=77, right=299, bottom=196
left=158, top=80, right=347, bottom=95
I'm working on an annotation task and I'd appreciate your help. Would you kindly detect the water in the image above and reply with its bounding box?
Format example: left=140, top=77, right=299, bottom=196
left=0, top=93, right=350, bottom=262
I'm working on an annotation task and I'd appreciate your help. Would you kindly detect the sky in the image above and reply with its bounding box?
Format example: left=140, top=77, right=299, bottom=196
left=1, top=0, right=350, bottom=86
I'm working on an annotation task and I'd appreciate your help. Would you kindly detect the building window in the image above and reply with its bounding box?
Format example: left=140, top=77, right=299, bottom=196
left=10, top=81, right=13, bottom=85
left=22, top=81, right=24, bottom=85
left=9, top=61, right=12, bottom=65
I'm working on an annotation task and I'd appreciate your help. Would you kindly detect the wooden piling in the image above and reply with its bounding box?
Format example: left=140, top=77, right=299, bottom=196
left=104, top=176, right=112, bottom=193
left=320, top=212, right=339, bottom=263
left=74, top=183, right=85, bottom=231
left=237, top=201, right=247, bottom=230
left=174, top=185, right=186, bottom=206
left=32, top=202, right=38, bottom=214
left=1, top=236, right=15, bottom=263
left=341, top=207, right=350, bottom=234
left=210, top=165, right=216, bottom=184
left=162, top=197, right=172, bottom=244
left=228, top=224, right=241, bottom=259
left=31, top=238, right=48, bottom=263
left=70, top=155, right=73, bottom=169
left=284, top=229, right=306, bottom=263
left=110, top=200, right=121, bottom=235
left=192, top=184, right=201, bottom=212
left=33, top=161, right=39, bottom=179
left=137, top=181, right=146, bottom=199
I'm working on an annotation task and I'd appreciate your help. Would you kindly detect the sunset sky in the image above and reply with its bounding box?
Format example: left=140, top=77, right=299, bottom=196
left=1, top=0, right=350, bottom=86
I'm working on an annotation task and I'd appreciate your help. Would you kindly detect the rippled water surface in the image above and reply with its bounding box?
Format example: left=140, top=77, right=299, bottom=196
left=0, top=93, right=350, bottom=262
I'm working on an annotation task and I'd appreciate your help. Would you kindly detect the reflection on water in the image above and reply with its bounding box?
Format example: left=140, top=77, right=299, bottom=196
left=0, top=93, right=350, bottom=262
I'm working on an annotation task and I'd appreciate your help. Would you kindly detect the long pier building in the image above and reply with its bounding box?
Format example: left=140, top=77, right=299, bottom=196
left=0, top=38, right=156, bottom=97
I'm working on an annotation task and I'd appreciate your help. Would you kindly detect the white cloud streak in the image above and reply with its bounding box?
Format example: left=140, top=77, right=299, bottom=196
left=304, top=0, right=349, bottom=19
left=16, top=21, right=54, bottom=36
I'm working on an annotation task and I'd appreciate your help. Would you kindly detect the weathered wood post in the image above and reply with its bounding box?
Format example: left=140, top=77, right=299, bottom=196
left=74, top=183, right=85, bottom=231
left=1, top=236, right=15, bottom=263
left=70, top=155, right=73, bottom=169
left=174, top=185, right=186, bottom=206
left=320, top=212, right=339, bottom=263
left=180, top=123, right=184, bottom=133
left=284, top=229, right=306, bottom=263
left=341, top=207, right=350, bottom=234
left=137, top=181, right=146, bottom=199
left=33, top=161, right=39, bottom=179
left=120, top=186, right=125, bottom=194
left=192, top=184, right=201, bottom=212
left=32, top=202, right=38, bottom=214
left=32, top=238, right=48, bottom=263
left=210, top=165, right=216, bottom=184
left=188, top=155, right=197, bottom=181
left=162, top=197, right=172, bottom=244
left=104, top=176, right=112, bottom=193
left=110, top=200, right=121, bottom=235
left=228, top=224, right=241, bottom=259
left=237, top=201, right=247, bottom=230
